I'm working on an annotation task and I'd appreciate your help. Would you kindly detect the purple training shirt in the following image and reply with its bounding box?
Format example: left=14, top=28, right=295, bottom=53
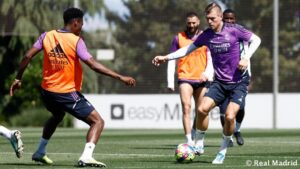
left=194, top=23, right=252, bottom=83
left=33, top=30, right=92, bottom=61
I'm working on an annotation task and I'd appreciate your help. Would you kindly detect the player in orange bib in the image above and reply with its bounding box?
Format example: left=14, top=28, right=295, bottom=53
left=167, top=12, right=213, bottom=145
left=10, top=7, right=136, bottom=167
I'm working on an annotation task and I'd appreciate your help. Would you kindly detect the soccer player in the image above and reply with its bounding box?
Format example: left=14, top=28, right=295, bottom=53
left=152, top=2, right=261, bottom=164
left=0, top=125, right=23, bottom=158
left=10, top=7, right=136, bottom=167
left=218, top=9, right=250, bottom=146
left=167, top=12, right=213, bottom=145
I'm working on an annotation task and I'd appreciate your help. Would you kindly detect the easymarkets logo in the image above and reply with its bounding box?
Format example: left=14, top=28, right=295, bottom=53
left=111, top=104, right=124, bottom=120
left=110, top=104, right=221, bottom=121
left=110, top=104, right=180, bottom=121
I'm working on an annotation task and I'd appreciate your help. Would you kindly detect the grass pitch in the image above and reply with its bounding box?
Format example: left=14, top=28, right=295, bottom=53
left=0, top=128, right=299, bottom=169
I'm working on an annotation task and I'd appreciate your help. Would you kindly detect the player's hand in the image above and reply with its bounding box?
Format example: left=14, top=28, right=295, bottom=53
left=10, top=79, right=22, bottom=96
left=120, top=76, right=136, bottom=87
left=199, top=73, right=208, bottom=83
left=238, top=58, right=249, bottom=70
left=152, top=55, right=168, bottom=67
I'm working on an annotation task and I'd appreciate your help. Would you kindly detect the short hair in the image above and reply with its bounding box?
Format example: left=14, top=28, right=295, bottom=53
left=223, top=9, right=235, bottom=15
left=205, top=2, right=222, bottom=15
left=186, top=12, right=199, bottom=19
left=63, top=7, right=84, bottom=24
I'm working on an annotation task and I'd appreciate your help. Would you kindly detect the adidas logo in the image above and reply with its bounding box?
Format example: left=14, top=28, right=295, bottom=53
left=48, top=44, right=67, bottom=58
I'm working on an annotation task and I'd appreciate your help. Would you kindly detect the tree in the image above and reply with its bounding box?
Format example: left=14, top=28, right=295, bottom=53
left=106, top=0, right=208, bottom=93
left=0, top=0, right=105, bottom=122
left=225, top=0, right=300, bottom=92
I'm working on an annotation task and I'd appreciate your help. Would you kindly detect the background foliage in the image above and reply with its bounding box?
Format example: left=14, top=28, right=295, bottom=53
left=1, top=0, right=299, bottom=125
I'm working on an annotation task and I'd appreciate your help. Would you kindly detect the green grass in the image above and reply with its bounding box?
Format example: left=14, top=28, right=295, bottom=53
left=0, top=128, right=300, bottom=169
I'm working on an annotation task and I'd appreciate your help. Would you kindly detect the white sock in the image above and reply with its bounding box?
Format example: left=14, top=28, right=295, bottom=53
left=219, top=135, right=232, bottom=155
left=235, top=122, right=241, bottom=133
left=185, top=133, right=192, bottom=143
left=195, top=129, right=205, bottom=148
left=36, top=138, right=49, bottom=155
left=0, top=126, right=12, bottom=140
left=80, top=142, right=95, bottom=160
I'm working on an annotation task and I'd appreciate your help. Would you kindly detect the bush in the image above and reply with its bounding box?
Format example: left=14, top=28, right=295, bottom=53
left=10, top=107, right=73, bottom=127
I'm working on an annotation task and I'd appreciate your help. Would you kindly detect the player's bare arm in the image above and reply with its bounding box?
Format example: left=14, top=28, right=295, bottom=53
left=10, top=47, right=40, bottom=96
left=84, top=57, right=136, bottom=87
left=152, top=43, right=199, bottom=67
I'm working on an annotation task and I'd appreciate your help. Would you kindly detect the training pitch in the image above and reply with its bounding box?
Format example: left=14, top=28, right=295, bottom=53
left=0, top=128, right=299, bottom=169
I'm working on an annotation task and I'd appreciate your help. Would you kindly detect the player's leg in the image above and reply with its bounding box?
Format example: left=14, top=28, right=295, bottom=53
left=67, top=92, right=106, bottom=167
left=194, top=82, right=223, bottom=155
left=224, top=102, right=240, bottom=136
left=213, top=82, right=247, bottom=164
left=234, top=108, right=245, bottom=145
left=32, top=112, right=65, bottom=164
left=32, top=89, right=65, bottom=164
left=178, top=83, right=194, bottom=145
left=78, top=110, right=106, bottom=167
left=234, top=71, right=250, bottom=146
left=212, top=101, right=239, bottom=164
left=191, top=116, right=196, bottom=140
left=0, top=125, right=24, bottom=158
left=219, top=98, right=234, bottom=147
left=193, top=95, right=215, bottom=155
left=191, top=85, right=206, bottom=144
left=219, top=99, right=228, bottom=128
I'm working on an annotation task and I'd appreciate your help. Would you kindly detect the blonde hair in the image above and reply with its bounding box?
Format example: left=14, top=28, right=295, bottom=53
left=205, top=2, right=222, bottom=15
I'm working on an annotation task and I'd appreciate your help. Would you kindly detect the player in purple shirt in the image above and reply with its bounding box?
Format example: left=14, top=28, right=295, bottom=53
left=219, top=9, right=249, bottom=147
left=152, top=2, right=261, bottom=164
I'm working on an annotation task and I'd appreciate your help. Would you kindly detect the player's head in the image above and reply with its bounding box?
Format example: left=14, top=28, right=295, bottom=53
left=205, top=2, right=223, bottom=31
left=63, top=7, right=84, bottom=35
left=223, top=9, right=236, bottom=24
left=185, top=12, right=200, bottom=34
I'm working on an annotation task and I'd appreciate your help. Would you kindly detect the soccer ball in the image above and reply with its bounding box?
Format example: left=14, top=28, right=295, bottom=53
left=174, top=143, right=195, bottom=163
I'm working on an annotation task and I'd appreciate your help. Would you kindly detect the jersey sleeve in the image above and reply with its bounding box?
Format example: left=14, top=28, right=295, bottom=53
left=193, top=31, right=208, bottom=47
left=170, top=35, right=179, bottom=52
left=202, top=48, right=214, bottom=81
left=235, top=24, right=252, bottom=42
left=33, top=32, right=46, bottom=50
left=76, top=38, right=93, bottom=61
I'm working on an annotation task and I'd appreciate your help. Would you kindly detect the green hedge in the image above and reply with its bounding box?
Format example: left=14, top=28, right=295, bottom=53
left=10, top=107, right=73, bottom=127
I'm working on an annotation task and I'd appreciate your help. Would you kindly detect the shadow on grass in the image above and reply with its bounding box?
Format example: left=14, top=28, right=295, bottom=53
left=132, top=144, right=219, bottom=150
left=238, top=151, right=300, bottom=157
left=137, top=159, right=211, bottom=164
left=0, top=163, right=77, bottom=167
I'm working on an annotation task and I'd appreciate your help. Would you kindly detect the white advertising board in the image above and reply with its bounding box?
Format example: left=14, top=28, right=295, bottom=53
left=74, top=94, right=300, bottom=129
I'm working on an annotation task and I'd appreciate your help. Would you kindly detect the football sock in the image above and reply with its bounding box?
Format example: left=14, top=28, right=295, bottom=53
left=185, top=133, right=192, bottom=143
left=36, top=137, right=49, bottom=155
left=235, top=122, right=241, bottom=133
left=236, top=109, right=245, bottom=123
left=220, top=114, right=225, bottom=127
left=191, top=128, right=196, bottom=140
left=219, top=135, right=232, bottom=155
left=80, top=142, right=95, bottom=159
left=195, top=129, right=205, bottom=147
left=0, top=126, right=12, bottom=140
